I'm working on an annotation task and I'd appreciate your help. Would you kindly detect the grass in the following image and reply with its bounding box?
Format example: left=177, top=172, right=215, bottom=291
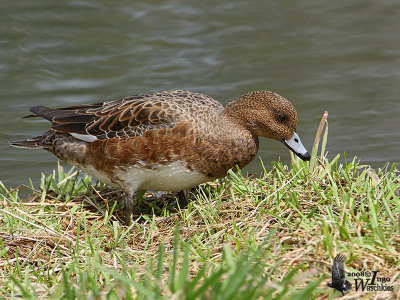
left=1, top=114, right=400, bottom=299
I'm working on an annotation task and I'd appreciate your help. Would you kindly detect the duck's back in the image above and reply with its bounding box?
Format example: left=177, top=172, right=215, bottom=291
left=41, top=90, right=224, bottom=140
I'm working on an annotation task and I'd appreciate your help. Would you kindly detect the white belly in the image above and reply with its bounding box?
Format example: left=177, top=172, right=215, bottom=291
left=115, top=161, right=210, bottom=193
left=76, top=164, right=120, bottom=188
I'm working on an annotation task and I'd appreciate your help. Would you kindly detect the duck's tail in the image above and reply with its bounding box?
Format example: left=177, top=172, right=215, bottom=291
left=9, top=130, right=54, bottom=149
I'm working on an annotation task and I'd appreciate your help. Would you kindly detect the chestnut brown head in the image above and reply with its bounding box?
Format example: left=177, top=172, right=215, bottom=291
left=225, top=91, right=310, bottom=161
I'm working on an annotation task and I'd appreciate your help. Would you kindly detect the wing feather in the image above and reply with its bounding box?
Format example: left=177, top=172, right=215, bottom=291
left=332, top=254, right=346, bottom=281
left=28, top=90, right=223, bottom=139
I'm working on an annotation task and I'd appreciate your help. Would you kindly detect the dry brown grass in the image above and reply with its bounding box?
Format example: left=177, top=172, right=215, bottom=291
left=1, top=156, right=400, bottom=299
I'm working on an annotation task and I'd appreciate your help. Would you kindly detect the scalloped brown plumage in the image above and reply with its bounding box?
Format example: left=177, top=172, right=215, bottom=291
left=11, top=89, right=310, bottom=224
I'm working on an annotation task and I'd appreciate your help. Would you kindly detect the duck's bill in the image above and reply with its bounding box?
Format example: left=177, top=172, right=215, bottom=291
left=282, top=132, right=311, bottom=161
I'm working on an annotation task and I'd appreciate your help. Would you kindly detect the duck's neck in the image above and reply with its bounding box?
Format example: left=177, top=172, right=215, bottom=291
left=220, top=95, right=260, bottom=152
left=223, top=94, right=255, bottom=132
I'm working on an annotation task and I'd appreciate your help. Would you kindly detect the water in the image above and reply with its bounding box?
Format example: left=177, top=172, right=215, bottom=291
left=1, top=0, right=400, bottom=188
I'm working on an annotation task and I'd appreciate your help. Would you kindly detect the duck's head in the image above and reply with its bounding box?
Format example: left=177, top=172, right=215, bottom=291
left=225, top=91, right=311, bottom=161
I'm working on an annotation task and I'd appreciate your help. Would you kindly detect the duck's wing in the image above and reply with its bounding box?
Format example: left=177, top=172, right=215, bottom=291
left=27, top=90, right=221, bottom=139
left=332, top=254, right=346, bottom=281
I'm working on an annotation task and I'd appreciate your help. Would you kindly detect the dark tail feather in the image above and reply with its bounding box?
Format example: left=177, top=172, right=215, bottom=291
left=27, top=106, right=61, bottom=121
left=24, top=106, right=95, bottom=134
left=24, top=106, right=91, bottom=121
left=23, top=104, right=101, bottom=120
left=9, top=131, right=53, bottom=149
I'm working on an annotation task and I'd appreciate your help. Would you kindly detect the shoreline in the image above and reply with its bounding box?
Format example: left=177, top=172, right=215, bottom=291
left=1, top=154, right=399, bottom=299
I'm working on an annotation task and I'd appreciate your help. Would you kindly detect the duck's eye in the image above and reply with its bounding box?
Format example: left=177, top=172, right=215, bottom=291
left=278, top=114, right=287, bottom=123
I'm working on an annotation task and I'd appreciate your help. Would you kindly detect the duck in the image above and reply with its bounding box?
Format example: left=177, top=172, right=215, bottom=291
left=10, top=89, right=310, bottom=224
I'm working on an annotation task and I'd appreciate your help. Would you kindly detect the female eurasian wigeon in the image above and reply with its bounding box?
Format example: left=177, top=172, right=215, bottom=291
left=11, top=90, right=310, bottom=224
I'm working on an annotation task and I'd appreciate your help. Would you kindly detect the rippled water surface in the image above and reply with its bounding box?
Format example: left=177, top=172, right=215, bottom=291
left=1, top=0, right=400, bottom=188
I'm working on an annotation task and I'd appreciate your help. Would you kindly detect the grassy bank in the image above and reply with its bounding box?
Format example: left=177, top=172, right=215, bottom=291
left=1, top=120, right=400, bottom=299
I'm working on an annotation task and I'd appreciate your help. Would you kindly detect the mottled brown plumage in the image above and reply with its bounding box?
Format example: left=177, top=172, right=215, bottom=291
left=11, top=89, right=310, bottom=224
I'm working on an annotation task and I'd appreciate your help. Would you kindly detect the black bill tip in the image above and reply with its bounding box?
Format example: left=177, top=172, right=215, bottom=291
left=297, top=151, right=311, bottom=161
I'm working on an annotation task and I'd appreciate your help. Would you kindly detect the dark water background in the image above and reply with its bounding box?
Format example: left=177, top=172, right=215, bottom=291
left=1, top=0, right=400, bottom=189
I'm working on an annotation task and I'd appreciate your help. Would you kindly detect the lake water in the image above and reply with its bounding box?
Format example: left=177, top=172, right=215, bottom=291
left=1, top=0, right=400, bottom=189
